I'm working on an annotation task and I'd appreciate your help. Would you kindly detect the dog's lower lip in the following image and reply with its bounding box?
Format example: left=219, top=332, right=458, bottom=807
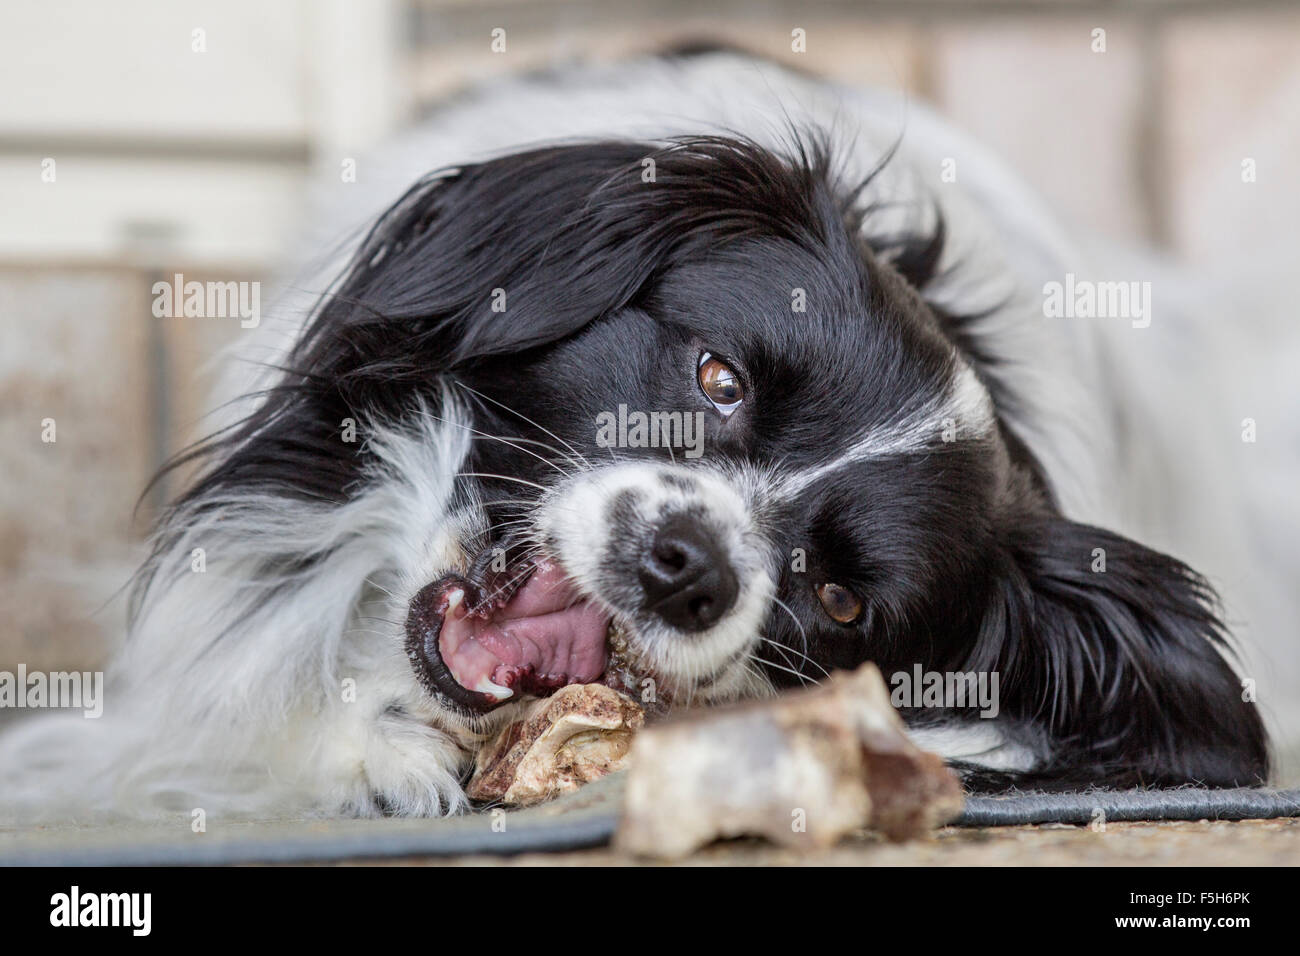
left=405, top=575, right=496, bottom=712
left=404, top=563, right=612, bottom=714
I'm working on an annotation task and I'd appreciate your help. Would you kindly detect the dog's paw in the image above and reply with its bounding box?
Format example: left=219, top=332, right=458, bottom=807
left=327, top=705, right=470, bottom=817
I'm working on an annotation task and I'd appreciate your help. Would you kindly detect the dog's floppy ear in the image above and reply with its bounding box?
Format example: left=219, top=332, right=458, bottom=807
left=164, top=143, right=677, bottom=508
left=150, top=144, right=684, bottom=522
left=165, top=137, right=840, bottom=510
left=292, top=135, right=847, bottom=405
left=970, top=513, right=1269, bottom=788
left=294, top=141, right=666, bottom=389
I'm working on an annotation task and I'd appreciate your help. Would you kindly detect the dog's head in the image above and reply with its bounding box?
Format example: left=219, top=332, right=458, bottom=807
left=340, top=138, right=1004, bottom=714
left=173, top=136, right=1266, bottom=787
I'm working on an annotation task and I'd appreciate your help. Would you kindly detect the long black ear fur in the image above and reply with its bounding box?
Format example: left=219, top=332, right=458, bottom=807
left=967, top=515, right=1269, bottom=789
left=162, top=136, right=849, bottom=508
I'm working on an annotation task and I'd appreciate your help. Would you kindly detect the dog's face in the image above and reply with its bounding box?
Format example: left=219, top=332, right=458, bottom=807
left=185, top=136, right=1265, bottom=787
left=414, top=231, right=1005, bottom=721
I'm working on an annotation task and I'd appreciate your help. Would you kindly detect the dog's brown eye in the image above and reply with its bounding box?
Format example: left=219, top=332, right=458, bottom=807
left=817, top=583, right=863, bottom=624
left=698, top=353, right=743, bottom=413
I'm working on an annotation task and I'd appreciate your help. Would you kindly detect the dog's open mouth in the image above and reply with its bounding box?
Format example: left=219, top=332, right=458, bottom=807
left=405, top=558, right=634, bottom=714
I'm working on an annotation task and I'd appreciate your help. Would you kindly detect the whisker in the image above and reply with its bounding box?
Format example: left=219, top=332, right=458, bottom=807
left=485, top=517, right=537, bottom=531
left=740, top=656, right=776, bottom=697
left=425, top=411, right=574, bottom=478
left=477, top=545, right=548, bottom=605
left=363, top=577, right=398, bottom=600
left=345, top=627, right=398, bottom=639
left=455, top=472, right=549, bottom=494
left=771, top=595, right=816, bottom=668
left=751, top=652, right=814, bottom=685
left=452, top=380, right=590, bottom=469
left=759, top=637, right=816, bottom=686
left=769, top=640, right=830, bottom=680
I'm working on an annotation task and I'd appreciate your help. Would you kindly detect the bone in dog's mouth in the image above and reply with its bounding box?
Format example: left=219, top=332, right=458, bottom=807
left=404, top=556, right=645, bottom=715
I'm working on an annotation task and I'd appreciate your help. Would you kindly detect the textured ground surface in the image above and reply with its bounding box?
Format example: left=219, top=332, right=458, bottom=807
left=369, top=818, right=1300, bottom=867
left=5, top=806, right=1297, bottom=867
left=4, top=738, right=1297, bottom=867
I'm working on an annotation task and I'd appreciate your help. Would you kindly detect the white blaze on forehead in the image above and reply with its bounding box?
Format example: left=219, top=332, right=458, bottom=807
left=774, top=359, right=995, bottom=498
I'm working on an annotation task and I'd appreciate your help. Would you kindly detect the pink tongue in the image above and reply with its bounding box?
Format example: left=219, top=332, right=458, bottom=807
left=439, top=563, right=609, bottom=700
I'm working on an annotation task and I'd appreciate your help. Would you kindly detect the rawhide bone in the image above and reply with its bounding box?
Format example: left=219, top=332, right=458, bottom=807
left=614, top=661, right=964, bottom=858
left=467, top=683, right=644, bottom=806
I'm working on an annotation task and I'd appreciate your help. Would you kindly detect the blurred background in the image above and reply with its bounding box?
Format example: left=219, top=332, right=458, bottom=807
left=2, top=1, right=1297, bottom=762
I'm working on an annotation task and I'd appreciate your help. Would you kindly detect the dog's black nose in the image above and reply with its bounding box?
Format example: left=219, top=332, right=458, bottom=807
left=638, top=515, right=739, bottom=632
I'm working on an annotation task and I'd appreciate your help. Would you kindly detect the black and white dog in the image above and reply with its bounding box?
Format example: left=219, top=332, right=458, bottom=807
left=1, top=51, right=1275, bottom=821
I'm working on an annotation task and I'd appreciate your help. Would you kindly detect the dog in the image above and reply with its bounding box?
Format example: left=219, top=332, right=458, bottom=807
left=0, top=50, right=1275, bottom=822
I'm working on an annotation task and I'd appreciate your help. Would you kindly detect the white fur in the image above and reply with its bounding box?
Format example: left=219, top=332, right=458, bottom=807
left=775, top=359, right=996, bottom=498
left=534, top=461, right=777, bottom=705
left=0, top=399, right=478, bottom=822
left=907, top=722, right=1040, bottom=775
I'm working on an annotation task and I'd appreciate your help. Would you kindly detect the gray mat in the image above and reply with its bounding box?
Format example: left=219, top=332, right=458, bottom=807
left=958, top=786, right=1300, bottom=827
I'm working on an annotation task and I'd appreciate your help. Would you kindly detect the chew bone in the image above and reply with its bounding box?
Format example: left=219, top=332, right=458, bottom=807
left=467, top=683, right=644, bottom=806
left=614, top=662, right=963, bottom=858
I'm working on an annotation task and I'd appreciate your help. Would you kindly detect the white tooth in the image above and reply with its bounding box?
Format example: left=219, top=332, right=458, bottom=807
left=447, top=588, right=464, bottom=611
left=475, top=677, right=513, bottom=700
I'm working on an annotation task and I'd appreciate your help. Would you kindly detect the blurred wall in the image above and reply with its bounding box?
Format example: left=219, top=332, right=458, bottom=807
left=2, top=0, right=1297, bottom=678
